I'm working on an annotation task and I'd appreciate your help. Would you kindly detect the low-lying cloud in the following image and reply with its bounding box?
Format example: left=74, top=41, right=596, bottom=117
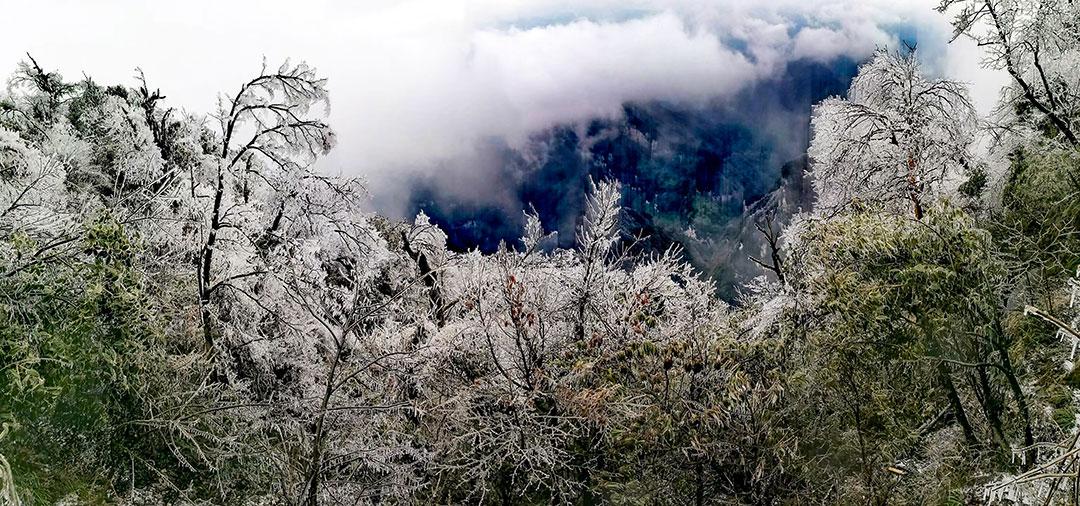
left=0, top=0, right=1005, bottom=216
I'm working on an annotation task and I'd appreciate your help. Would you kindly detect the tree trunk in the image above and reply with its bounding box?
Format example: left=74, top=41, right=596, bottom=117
left=305, top=349, right=342, bottom=506
left=907, top=153, right=923, bottom=220
left=695, top=460, right=705, bottom=506
left=990, top=318, right=1034, bottom=467
left=938, top=362, right=978, bottom=447
left=198, top=167, right=226, bottom=350
left=975, top=364, right=1009, bottom=452
left=997, top=344, right=1035, bottom=468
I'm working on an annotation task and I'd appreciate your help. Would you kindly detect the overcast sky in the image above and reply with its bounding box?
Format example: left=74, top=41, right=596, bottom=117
left=1, top=0, right=1006, bottom=201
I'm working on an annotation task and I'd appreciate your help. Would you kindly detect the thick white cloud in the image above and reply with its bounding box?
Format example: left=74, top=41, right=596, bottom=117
left=0, top=0, right=1005, bottom=208
left=470, top=13, right=757, bottom=132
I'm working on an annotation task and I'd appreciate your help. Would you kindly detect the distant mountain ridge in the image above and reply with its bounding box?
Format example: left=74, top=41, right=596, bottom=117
left=405, top=57, right=859, bottom=294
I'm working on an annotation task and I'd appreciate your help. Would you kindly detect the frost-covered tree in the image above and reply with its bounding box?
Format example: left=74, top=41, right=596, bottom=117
left=571, top=178, right=623, bottom=342
left=5, top=54, right=75, bottom=131
left=420, top=185, right=616, bottom=502
left=939, top=0, right=1080, bottom=147
left=0, top=55, right=425, bottom=504
left=808, top=48, right=978, bottom=218
left=194, top=58, right=337, bottom=350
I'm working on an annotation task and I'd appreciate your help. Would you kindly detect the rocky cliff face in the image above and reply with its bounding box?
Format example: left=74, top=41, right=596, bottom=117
left=682, top=156, right=814, bottom=298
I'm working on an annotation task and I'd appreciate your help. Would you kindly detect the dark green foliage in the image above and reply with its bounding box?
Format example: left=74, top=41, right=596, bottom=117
left=996, top=148, right=1080, bottom=296
left=781, top=207, right=1030, bottom=502
left=0, top=217, right=177, bottom=503
left=1066, top=365, right=1080, bottom=389
left=958, top=166, right=987, bottom=200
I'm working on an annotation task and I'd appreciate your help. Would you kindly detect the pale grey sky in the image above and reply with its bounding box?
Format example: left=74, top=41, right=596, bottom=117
left=1, top=0, right=1006, bottom=204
